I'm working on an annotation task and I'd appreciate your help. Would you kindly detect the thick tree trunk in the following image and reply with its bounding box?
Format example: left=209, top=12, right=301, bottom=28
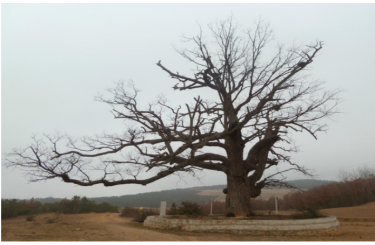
left=224, top=173, right=252, bottom=217
left=223, top=119, right=252, bottom=217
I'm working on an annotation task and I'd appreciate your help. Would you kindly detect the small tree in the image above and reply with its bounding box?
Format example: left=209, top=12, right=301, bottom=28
left=60, top=198, right=70, bottom=214
left=5, top=17, right=340, bottom=217
left=178, top=201, right=202, bottom=215
left=80, top=196, right=96, bottom=213
left=167, top=203, right=179, bottom=215
left=68, top=195, right=81, bottom=214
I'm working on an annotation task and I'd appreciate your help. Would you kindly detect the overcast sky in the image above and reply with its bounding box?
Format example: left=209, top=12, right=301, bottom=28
left=2, top=3, right=375, bottom=200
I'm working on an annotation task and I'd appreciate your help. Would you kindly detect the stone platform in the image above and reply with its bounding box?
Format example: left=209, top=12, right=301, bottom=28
left=144, top=215, right=341, bottom=235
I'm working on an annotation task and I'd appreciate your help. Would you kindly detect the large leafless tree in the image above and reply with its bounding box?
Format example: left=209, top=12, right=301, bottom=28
left=5, top=18, right=340, bottom=216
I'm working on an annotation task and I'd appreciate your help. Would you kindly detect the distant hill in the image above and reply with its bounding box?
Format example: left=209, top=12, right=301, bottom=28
left=285, top=179, right=335, bottom=189
left=32, top=179, right=334, bottom=208
left=34, top=197, right=64, bottom=204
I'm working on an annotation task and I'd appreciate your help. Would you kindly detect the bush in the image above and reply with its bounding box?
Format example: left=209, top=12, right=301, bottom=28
left=120, top=207, right=140, bottom=217
left=166, top=203, right=179, bottom=215
left=132, top=208, right=157, bottom=222
left=292, top=206, right=325, bottom=219
left=46, top=219, right=55, bottom=223
left=46, top=213, right=60, bottom=224
left=120, top=207, right=157, bottom=222
left=167, top=201, right=202, bottom=216
left=26, top=215, right=36, bottom=221
left=180, top=201, right=203, bottom=215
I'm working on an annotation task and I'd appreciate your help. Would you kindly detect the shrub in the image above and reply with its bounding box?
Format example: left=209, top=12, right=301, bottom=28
left=26, top=215, right=36, bottom=221
left=166, top=201, right=203, bottom=216
left=120, top=207, right=140, bottom=217
left=120, top=207, right=157, bottom=222
left=132, top=208, right=157, bottom=223
left=179, top=201, right=202, bottom=215
left=46, top=213, right=60, bottom=224
left=166, top=203, right=179, bottom=215
left=292, top=206, right=325, bottom=219
left=46, top=218, right=55, bottom=224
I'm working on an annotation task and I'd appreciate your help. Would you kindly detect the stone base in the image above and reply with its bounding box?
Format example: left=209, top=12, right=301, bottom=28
left=144, top=215, right=341, bottom=235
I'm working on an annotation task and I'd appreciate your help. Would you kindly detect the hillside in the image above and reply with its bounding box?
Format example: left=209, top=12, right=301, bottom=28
left=286, top=179, right=334, bottom=189
left=32, top=179, right=334, bottom=208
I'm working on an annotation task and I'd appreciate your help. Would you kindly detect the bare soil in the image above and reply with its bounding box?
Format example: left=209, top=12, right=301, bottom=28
left=2, top=202, right=375, bottom=241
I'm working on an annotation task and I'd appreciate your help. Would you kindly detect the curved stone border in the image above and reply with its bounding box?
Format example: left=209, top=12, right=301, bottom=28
left=144, top=215, right=341, bottom=235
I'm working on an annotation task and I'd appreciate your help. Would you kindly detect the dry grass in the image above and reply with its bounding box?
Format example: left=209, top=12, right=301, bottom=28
left=2, top=202, right=375, bottom=241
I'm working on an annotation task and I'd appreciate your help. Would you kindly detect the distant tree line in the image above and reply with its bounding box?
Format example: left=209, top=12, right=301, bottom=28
left=84, top=180, right=334, bottom=208
left=5, top=168, right=371, bottom=220
left=82, top=189, right=214, bottom=208
left=280, top=166, right=375, bottom=210
left=30, top=180, right=333, bottom=209
left=181, top=166, right=375, bottom=214
left=219, top=166, right=375, bottom=212
left=1, top=195, right=119, bottom=219
left=3, top=177, right=359, bottom=220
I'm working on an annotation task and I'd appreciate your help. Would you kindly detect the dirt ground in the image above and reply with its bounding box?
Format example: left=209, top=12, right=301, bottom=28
left=2, top=202, right=375, bottom=241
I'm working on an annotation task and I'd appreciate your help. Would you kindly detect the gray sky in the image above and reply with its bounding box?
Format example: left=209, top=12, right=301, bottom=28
left=2, top=3, right=375, bottom=200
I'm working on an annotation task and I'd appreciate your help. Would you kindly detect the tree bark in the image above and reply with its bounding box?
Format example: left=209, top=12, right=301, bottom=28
left=223, top=123, right=253, bottom=217
left=225, top=173, right=252, bottom=217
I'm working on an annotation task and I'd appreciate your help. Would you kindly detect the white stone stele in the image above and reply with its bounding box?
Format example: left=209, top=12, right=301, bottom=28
left=160, top=201, right=167, bottom=216
left=144, top=215, right=341, bottom=235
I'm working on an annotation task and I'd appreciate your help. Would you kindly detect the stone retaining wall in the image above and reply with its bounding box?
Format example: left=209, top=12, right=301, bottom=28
left=144, top=215, right=341, bottom=235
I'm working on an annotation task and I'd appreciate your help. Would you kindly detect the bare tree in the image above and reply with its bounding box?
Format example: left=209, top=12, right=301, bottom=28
left=5, top=18, right=341, bottom=217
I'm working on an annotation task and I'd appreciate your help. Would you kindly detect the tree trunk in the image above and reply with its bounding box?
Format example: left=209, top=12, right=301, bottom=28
left=224, top=173, right=252, bottom=217
left=224, top=120, right=252, bottom=217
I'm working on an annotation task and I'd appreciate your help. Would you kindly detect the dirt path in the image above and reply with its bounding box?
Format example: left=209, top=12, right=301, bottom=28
left=2, top=203, right=375, bottom=241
